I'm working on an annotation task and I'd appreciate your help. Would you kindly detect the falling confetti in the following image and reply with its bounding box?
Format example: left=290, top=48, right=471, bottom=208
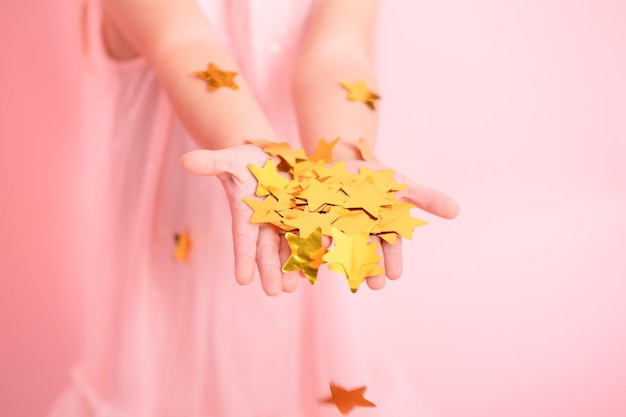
left=320, top=383, right=376, bottom=415
left=173, top=230, right=192, bottom=263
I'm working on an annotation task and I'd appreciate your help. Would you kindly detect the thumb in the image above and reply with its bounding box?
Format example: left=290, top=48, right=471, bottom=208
left=180, top=149, right=233, bottom=176
left=398, top=178, right=460, bottom=220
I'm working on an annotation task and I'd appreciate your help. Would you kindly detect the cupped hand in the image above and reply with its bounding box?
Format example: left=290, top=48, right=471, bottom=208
left=181, top=145, right=300, bottom=296
left=181, top=145, right=460, bottom=295
left=342, top=159, right=459, bottom=291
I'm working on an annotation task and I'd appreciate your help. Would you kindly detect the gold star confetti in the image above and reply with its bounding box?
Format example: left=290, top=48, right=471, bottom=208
left=194, top=63, right=239, bottom=91
left=173, top=230, right=192, bottom=263
left=353, top=138, right=380, bottom=163
left=323, top=228, right=383, bottom=293
left=282, top=227, right=327, bottom=284
left=248, top=159, right=290, bottom=196
left=245, top=140, right=428, bottom=291
left=340, top=80, right=380, bottom=110
left=319, top=383, right=376, bottom=415
left=309, top=137, right=340, bottom=163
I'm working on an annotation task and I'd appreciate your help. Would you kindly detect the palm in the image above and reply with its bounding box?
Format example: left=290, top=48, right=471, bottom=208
left=181, top=146, right=459, bottom=294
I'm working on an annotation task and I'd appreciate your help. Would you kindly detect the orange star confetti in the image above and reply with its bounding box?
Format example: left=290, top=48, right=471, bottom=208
left=173, top=230, right=192, bottom=263
left=246, top=140, right=428, bottom=291
left=340, top=80, right=380, bottom=110
left=320, top=383, right=376, bottom=415
left=194, top=63, right=239, bottom=91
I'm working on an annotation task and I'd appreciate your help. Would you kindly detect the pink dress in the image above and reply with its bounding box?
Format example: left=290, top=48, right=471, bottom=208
left=49, top=1, right=429, bottom=416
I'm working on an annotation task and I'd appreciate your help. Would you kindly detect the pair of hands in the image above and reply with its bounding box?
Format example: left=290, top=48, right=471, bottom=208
left=181, top=145, right=459, bottom=296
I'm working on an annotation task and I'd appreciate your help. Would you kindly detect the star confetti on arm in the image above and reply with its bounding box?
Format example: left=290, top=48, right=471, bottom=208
left=173, top=230, right=192, bottom=263
left=340, top=80, right=380, bottom=110
left=282, top=227, right=327, bottom=284
left=194, top=63, right=239, bottom=91
left=319, top=383, right=376, bottom=415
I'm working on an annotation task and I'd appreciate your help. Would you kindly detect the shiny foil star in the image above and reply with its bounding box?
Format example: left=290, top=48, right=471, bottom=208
left=282, top=227, right=327, bottom=284
left=194, top=63, right=239, bottom=91
left=320, top=383, right=376, bottom=415
left=173, top=230, right=192, bottom=263
left=246, top=140, right=429, bottom=291
left=340, top=80, right=380, bottom=110
left=323, top=228, right=383, bottom=293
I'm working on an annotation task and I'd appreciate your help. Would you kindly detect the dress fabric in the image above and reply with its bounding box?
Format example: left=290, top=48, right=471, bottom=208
left=49, top=1, right=427, bottom=416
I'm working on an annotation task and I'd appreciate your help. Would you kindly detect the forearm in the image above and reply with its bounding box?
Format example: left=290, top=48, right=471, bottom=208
left=103, top=0, right=277, bottom=149
left=293, top=0, right=380, bottom=160
left=154, top=41, right=277, bottom=149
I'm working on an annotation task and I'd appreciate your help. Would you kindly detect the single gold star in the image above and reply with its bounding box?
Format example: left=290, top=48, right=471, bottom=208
left=353, top=138, right=380, bottom=163
left=282, top=227, right=327, bottom=284
left=173, top=230, right=192, bottom=263
left=340, top=80, right=380, bottom=110
left=319, top=383, right=376, bottom=415
left=248, top=159, right=290, bottom=196
left=309, top=137, right=340, bottom=163
left=194, top=63, right=239, bottom=91
left=323, top=228, right=383, bottom=292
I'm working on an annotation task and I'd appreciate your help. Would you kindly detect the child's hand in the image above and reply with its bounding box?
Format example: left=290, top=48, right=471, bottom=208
left=182, top=146, right=459, bottom=294
left=341, top=159, right=459, bottom=290
left=181, top=145, right=300, bottom=296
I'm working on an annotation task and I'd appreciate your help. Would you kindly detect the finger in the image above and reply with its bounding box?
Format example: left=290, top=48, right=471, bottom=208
left=366, top=236, right=386, bottom=290
left=280, top=235, right=299, bottom=293
left=382, top=237, right=403, bottom=280
left=180, top=149, right=235, bottom=177
left=230, top=199, right=259, bottom=286
left=256, top=224, right=283, bottom=296
left=397, top=179, right=460, bottom=219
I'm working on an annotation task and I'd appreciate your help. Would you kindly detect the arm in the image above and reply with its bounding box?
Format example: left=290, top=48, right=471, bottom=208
left=293, top=0, right=459, bottom=288
left=103, top=0, right=298, bottom=295
left=293, top=0, right=380, bottom=159
left=102, top=0, right=276, bottom=149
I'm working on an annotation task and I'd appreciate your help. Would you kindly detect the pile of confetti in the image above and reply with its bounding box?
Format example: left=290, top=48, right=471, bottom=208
left=244, top=139, right=428, bottom=292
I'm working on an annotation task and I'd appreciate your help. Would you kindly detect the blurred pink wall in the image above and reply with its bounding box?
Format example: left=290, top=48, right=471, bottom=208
left=0, top=1, right=82, bottom=416
left=1, top=1, right=624, bottom=417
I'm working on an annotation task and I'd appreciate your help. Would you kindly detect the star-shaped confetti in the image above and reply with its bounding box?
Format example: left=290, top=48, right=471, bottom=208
left=282, top=227, right=327, bottom=284
left=340, top=80, right=380, bottom=110
left=323, top=228, right=383, bottom=292
left=244, top=140, right=428, bottom=291
left=173, top=230, right=192, bottom=263
left=320, top=383, right=376, bottom=415
left=194, top=63, right=239, bottom=91
left=248, top=159, right=290, bottom=196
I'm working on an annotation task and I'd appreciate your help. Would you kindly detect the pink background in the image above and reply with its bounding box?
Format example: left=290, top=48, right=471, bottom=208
left=1, top=1, right=624, bottom=416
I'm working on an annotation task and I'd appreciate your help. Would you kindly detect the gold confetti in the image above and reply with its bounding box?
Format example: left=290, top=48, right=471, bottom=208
left=173, top=230, right=192, bottom=263
left=282, top=227, right=327, bottom=284
left=194, top=63, right=239, bottom=91
left=323, top=228, right=383, bottom=293
left=353, top=138, right=380, bottom=163
left=340, top=80, right=380, bottom=110
left=319, top=383, right=376, bottom=415
left=309, top=137, right=340, bottom=163
left=248, top=159, right=290, bottom=196
left=246, top=140, right=428, bottom=291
